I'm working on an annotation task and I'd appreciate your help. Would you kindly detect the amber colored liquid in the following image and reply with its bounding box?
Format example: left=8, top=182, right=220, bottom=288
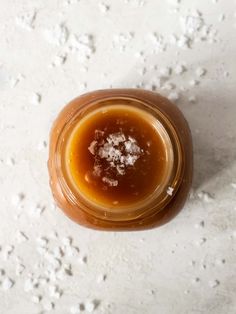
left=65, top=105, right=170, bottom=208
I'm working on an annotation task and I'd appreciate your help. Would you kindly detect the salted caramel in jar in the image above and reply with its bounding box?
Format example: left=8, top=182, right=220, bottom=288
left=48, top=89, right=193, bottom=230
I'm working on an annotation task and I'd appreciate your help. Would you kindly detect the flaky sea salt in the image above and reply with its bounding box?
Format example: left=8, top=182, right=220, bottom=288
left=16, top=11, right=37, bottom=30
left=85, top=301, right=96, bottom=313
left=44, top=24, right=69, bottom=46
left=99, top=2, right=110, bottom=13
left=196, top=67, right=206, bottom=77
left=167, top=187, right=174, bottom=196
left=31, top=295, right=41, bottom=303
left=209, top=279, right=220, bottom=288
left=16, top=263, right=25, bottom=276
left=2, top=277, right=14, bottom=290
left=168, top=91, right=180, bottom=102
left=68, top=34, right=95, bottom=62
left=31, top=92, right=41, bottom=105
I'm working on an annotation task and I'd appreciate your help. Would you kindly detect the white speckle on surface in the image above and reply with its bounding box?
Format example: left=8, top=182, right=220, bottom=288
left=167, top=186, right=174, bottom=196
left=31, top=295, right=41, bottom=303
left=31, top=92, right=41, bottom=105
left=85, top=300, right=97, bottom=312
left=43, top=24, right=69, bottom=46
left=197, top=191, right=214, bottom=203
left=99, top=2, right=110, bottom=13
left=43, top=301, right=54, bottom=311
left=68, top=34, right=95, bottom=62
left=196, top=67, right=206, bottom=77
left=70, top=304, right=82, bottom=314
left=15, top=263, right=25, bottom=276
left=209, top=280, right=220, bottom=288
left=168, top=91, right=180, bottom=102
left=15, top=11, right=37, bottom=30
left=2, top=277, right=14, bottom=290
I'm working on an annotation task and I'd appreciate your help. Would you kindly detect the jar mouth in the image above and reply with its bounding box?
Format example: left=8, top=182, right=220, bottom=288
left=55, top=95, right=184, bottom=222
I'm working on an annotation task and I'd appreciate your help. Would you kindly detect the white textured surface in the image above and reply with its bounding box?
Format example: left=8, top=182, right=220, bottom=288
left=0, top=1, right=236, bottom=313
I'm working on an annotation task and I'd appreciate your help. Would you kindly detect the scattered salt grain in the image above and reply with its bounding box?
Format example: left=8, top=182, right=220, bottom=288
left=195, top=67, right=206, bottom=77
left=194, top=220, right=205, bottom=229
left=31, top=295, right=41, bottom=303
left=6, top=157, right=16, bottom=166
left=198, top=191, right=214, bottom=203
left=31, top=92, right=41, bottom=105
left=30, top=204, right=45, bottom=217
left=231, top=183, right=236, bottom=189
left=2, top=277, right=14, bottom=290
left=167, top=187, right=174, bottom=196
left=189, top=95, right=197, bottom=103
left=62, top=236, right=73, bottom=246
left=102, top=177, right=118, bottom=187
left=16, top=263, right=25, bottom=276
left=70, top=304, right=82, bottom=314
left=174, top=64, right=186, bottom=75
left=168, top=91, right=180, bottom=102
left=196, top=237, right=207, bottom=246
left=44, top=24, right=69, bottom=46
left=2, top=245, right=14, bottom=260
left=85, top=301, right=96, bottom=313
left=97, top=274, right=107, bottom=283
left=37, top=237, right=48, bottom=247
left=65, top=246, right=80, bottom=257
left=51, top=53, right=67, bottom=67
left=43, top=301, right=54, bottom=311
left=68, top=34, right=95, bottom=62
left=148, top=33, right=166, bottom=52
left=189, top=79, right=199, bottom=86
left=16, top=11, right=37, bottom=30
left=218, top=14, right=225, bottom=22
left=99, top=3, right=110, bottom=13
left=112, top=32, right=134, bottom=52
left=209, top=279, right=220, bottom=288
left=11, top=193, right=25, bottom=206
left=49, top=285, right=62, bottom=299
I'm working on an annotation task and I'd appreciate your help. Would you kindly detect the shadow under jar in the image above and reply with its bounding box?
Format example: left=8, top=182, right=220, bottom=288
left=48, top=89, right=193, bottom=231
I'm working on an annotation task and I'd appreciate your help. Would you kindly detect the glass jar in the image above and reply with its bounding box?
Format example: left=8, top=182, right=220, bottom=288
left=48, top=89, right=193, bottom=230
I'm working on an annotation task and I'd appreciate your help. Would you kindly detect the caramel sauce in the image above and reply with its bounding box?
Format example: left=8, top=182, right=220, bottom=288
left=65, top=105, right=170, bottom=208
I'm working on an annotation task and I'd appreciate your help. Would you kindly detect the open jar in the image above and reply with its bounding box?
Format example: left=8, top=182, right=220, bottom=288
left=48, top=89, right=193, bottom=230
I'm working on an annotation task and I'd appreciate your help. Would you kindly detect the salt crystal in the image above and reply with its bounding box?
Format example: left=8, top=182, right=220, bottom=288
left=195, top=67, right=206, bottom=77
left=3, top=245, right=14, bottom=260
left=66, top=246, right=80, bottom=257
left=49, top=285, right=62, bottom=299
left=160, top=67, right=172, bottom=78
left=168, top=91, right=179, bottom=102
left=43, top=301, right=54, bottom=311
left=102, top=177, right=118, bottom=187
left=24, top=278, right=37, bottom=292
left=218, top=14, right=225, bottom=22
left=198, top=191, right=214, bottom=203
left=97, top=274, right=107, bottom=283
left=2, top=277, right=14, bottom=290
left=16, top=11, right=37, bottom=30
left=209, top=280, right=220, bottom=288
left=194, top=220, right=205, bottom=229
left=30, top=204, right=45, bottom=217
left=189, top=95, right=197, bottom=103
left=6, top=157, right=15, bottom=166
left=11, top=193, right=25, bottom=206
left=148, top=33, right=166, bottom=52
left=44, top=24, right=69, bottom=46
left=68, top=34, right=95, bottom=62
left=85, top=301, right=96, bottom=313
left=189, top=79, right=199, bottom=86
left=16, top=263, right=25, bottom=276
left=70, top=304, right=82, bottom=314
left=62, top=236, right=73, bottom=246
left=196, top=237, right=207, bottom=246
left=99, top=3, right=110, bottom=13
left=37, top=237, right=48, bottom=247
left=231, top=183, right=236, bottom=189
left=32, top=295, right=41, bottom=303
left=31, top=92, right=41, bottom=105
left=51, top=53, right=67, bottom=67
left=174, top=64, right=186, bottom=75
left=167, top=186, right=174, bottom=196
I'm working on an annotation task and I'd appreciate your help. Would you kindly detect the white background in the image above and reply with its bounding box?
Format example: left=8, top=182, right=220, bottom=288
left=0, top=0, right=236, bottom=313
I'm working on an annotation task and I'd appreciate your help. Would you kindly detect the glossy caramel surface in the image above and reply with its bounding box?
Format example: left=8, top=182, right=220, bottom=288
left=65, top=105, right=168, bottom=208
